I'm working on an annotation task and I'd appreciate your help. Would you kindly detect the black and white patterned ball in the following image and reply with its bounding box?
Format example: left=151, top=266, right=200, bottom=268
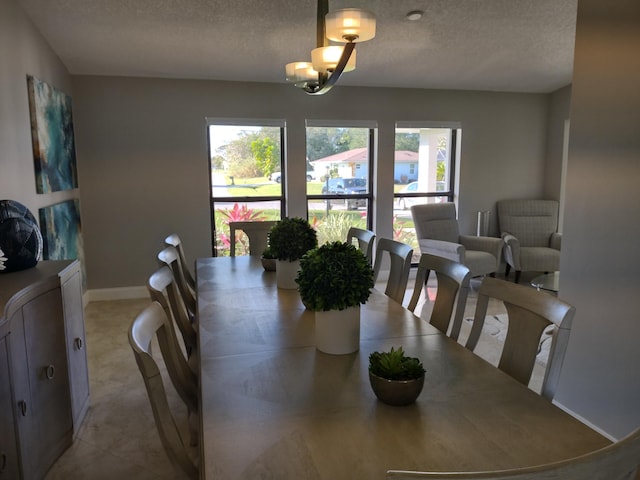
left=0, top=200, right=43, bottom=273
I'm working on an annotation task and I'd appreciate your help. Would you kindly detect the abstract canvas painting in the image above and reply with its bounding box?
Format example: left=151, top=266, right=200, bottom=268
left=27, top=75, right=78, bottom=193
left=38, top=199, right=83, bottom=261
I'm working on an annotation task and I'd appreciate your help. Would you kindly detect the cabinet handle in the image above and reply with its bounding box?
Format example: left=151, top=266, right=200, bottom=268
left=74, top=337, right=84, bottom=350
left=45, top=364, right=56, bottom=380
left=1, top=451, right=6, bottom=473
left=19, top=400, right=27, bottom=416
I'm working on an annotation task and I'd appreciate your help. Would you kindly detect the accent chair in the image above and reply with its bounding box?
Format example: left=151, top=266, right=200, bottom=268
left=497, top=199, right=561, bottom=284
left=410, top=203, right=502, bottom=277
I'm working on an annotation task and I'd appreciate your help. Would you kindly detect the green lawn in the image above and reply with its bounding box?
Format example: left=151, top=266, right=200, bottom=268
left=220, top=172, right=411, bottom=196
left=222, top=176, right=324, bottom=196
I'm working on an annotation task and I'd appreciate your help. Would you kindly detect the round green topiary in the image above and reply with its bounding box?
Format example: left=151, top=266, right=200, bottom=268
left=296, top=241, right=374, bottom=311
left=268, top=217, right=318, bottom=262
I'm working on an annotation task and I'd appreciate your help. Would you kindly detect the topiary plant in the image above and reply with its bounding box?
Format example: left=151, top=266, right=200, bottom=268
left=369, top=346, right=426, bottom=381
left=268, top=217, right=318, bottom=262
left=296, top=241, right=374, bottom=311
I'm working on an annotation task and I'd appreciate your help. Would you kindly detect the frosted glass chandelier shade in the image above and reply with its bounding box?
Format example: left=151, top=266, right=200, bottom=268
left=311, top=46, right=356, bottom=72
left=285, top=62, right=318, bottom=87
left=325, top=8, right=376, bottom=42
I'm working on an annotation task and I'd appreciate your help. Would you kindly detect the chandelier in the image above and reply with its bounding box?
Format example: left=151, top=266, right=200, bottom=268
left=285, top=0, right=376, bottom=95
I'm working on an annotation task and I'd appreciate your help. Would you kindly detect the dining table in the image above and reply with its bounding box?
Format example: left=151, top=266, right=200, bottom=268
left=195, top=255, right=608, bottom=480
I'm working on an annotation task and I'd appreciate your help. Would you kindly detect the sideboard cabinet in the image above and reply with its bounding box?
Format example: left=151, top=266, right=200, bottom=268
left=0, top=260, right=89, bottom=480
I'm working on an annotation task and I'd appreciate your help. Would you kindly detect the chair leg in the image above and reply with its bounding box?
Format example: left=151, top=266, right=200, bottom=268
left=514, top=270, right=521, bottom=284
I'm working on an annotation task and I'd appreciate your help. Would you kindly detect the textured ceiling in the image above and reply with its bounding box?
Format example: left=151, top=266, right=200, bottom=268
left=17, top=0, right=578, bottom=93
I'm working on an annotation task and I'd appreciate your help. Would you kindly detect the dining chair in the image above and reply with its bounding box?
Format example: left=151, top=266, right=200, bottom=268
left=164, top=233, right=195, bottom=291
left=129, top=301, right=199, bottom=479
left=407, top=253, right=471, bottom=339
left=158, top=246, right=196, bottom=320
left=147, top=265, right=197, bottom=364
left=229, top=220, right=278, bottom=257
left=410, top=203, right=502, bottom=277
left=373, top=238, right=413, bottom=304
left=465, top=276, right=575, bottom=401
left=346, top=226, right=375, bottom=264
left=387, top=426, right=640, bottom=479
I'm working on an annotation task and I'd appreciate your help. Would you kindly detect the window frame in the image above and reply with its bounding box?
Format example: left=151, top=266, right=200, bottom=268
left=206, top=118, right=286, bottom=256
left=305, top=122, right=375, bottom=231
left=393, top=124, right=460, bottom=205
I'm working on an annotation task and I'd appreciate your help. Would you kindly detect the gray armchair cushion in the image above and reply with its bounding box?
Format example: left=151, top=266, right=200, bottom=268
left=417, top=239, right=464, bottom=263
left=519, top=246, right=561, bottom=272
left=412, top=203, right=460, bottom=243
left=498, top=199, right=559, bottom=247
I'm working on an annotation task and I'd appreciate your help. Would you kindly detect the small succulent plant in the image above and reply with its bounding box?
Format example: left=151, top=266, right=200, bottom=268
left=369, top=346, right=426, bottom=381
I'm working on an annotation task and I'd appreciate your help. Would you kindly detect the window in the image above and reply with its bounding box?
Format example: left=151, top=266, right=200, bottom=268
left=207, top=120, right=284, bottom=256
left=393, top=125, right=460, bottom=257
left=305, top=124, right=374, bottom=245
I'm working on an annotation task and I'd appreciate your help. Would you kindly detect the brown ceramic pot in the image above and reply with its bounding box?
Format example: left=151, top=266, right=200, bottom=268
left=369, top=371, right=425, bottom=406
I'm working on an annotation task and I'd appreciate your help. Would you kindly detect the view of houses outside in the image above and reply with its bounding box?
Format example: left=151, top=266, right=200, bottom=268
left=393, top=126, right=456, bottom=258
left=208, top=123, right=456, bottom=258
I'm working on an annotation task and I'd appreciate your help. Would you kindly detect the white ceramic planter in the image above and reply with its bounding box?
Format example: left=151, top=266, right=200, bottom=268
left=315, top=305, right=360, bottom=355
left=276, top=259, right=300, bottom=289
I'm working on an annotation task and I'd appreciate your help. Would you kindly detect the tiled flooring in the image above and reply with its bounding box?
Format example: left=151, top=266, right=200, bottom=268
left=45, top=298, right=194, bottom=480
left=45, top=271, right=543, bottom=479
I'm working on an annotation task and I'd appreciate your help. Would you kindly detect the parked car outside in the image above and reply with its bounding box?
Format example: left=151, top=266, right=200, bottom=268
left=269, top=171, right=315, bottom=183
left=394, top=181, right=447, bottom=209
left=321, top=177, right=367, bottom=210
left=395, top=182, right=421, bottom=210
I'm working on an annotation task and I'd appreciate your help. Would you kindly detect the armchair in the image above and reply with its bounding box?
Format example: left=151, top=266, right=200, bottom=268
left=497, top=199, right=561, bottom=283
left=410, top=203, right=502, bottom=277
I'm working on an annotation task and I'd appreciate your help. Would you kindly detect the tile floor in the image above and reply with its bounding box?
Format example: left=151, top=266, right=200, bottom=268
left=45, top=298, right=194, bottom=480
left=45, top=271, right=544, bottom=479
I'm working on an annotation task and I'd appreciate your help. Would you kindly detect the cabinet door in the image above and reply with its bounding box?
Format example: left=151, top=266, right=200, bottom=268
left=22, top=288, right=73, bottom=480
left=8, top=308, right=35, bottom=480
left=0, top=337, right=20, bottom=480
left=61, top=266, right=90, bottom=433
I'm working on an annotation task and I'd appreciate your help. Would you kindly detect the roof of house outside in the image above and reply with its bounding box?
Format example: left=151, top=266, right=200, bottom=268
left=311, top=148, right=418, bottom=164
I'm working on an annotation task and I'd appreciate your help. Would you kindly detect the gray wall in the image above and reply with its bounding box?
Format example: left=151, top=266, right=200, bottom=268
left=71, top=76, right=550, bottom=290
left=553, top=0, right=640, bottom=439
left=544, top=85, right=571, bottom=206
left=0, top=0, right=75, bottom=214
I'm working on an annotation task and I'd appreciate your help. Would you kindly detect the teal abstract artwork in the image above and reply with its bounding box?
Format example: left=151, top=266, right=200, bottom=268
left=27, top=75, right=78, bottom=193
left=38, top=199, right=82, bottom=261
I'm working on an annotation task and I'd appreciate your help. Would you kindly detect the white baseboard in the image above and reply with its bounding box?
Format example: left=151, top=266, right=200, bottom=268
left=552, top=400, right=616, bottom=441
left=85, top=286, right=148, bottom=302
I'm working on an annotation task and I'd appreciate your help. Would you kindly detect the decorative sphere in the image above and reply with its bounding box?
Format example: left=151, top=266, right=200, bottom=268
left=0, top=200, right=43, bottom=273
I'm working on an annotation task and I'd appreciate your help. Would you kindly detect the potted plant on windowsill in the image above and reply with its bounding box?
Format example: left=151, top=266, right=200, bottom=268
left=296, top=241, right=374, bottom=354
left=268, top=217, right=318, bottom=289
left=368, top=346, right=426, bottom=406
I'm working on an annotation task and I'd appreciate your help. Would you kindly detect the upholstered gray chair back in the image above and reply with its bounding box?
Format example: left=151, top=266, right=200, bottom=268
left=411, top=203, right=460, bottom=243
left=497, top=200, right=559, bottom=247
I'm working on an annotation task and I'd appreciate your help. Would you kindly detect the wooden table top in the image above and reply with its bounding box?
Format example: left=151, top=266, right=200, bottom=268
left=196, top=256, right=608, bottom=480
